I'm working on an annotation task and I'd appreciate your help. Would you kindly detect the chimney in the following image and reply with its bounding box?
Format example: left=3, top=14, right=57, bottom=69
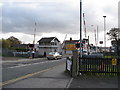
left=70, top=37, right=72, bottom=42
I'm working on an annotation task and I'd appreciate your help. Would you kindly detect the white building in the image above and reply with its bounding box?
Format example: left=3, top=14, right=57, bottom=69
left=37, top=37, right=62, bottom=56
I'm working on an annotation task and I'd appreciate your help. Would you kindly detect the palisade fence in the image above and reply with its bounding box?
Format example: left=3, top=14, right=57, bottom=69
left=2, top=48, right=15, bottom=57
left=66, top=50, right=120, bottom=76
left=79, top=57, right=120, bottom=76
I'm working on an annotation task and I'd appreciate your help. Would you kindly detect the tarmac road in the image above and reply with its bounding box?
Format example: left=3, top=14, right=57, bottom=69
left=2, top=58, right=66, bottom=83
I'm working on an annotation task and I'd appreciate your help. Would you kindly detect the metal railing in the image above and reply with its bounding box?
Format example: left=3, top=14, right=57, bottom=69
left=79, top=57, right=119, bottom=75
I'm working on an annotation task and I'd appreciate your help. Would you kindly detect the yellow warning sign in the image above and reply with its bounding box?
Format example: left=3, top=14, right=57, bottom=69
left=66, top=44, right=76, bottom=51
left=112, top=59, right=117, bottom=65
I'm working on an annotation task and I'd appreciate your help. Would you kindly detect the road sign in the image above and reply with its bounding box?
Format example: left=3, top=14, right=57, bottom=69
left=112, top=59, right=117, bottom=65
left=66, top=44, right=76, bottom=51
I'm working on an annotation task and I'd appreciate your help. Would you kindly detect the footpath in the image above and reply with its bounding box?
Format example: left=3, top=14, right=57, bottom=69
left=1, top=57, right=119, bottom=90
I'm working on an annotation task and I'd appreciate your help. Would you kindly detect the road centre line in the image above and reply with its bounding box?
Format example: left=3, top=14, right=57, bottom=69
left=2, top=58, right=46, bottom=63
left=0, top=63, right=65, bottom=86
left=5, top=59, right=63, bottom=69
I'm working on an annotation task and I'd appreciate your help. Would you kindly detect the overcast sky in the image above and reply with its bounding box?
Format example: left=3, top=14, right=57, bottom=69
left=1, top=0, right=119, bottom=46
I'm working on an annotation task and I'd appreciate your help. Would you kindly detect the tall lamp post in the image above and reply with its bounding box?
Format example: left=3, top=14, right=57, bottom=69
left=32, top=22, right=36, bottom=58
left=33, top=22, right=36, bottom=46
left=103, top=16, right=106, bottom=50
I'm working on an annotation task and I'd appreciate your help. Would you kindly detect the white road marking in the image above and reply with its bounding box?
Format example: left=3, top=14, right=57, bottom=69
left=2, top=58, right=46, bottom=64
left=6, top=59, right=64, bottom=69
left=65, top=78, right=73, bottom=89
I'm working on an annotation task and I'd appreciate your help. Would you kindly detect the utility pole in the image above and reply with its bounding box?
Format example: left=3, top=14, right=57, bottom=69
left=103, top=16, right=106, bottom=49
left=31, top=22, right=36, bottom=58
left=80, top=0, right=82, bottom=58
left=97, top=25, right=98, bottom=46
left=62, top=34, right=67, bottom=54
left=96, top=25, right=98, bottom=52
left=79, top=0, right=82, bottom=75
left=33, top=22, right=36, bottom=46
left=88, top=36, right=89, bottom=54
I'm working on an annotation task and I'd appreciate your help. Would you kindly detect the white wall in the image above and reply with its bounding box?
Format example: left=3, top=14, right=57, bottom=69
left=37, top=39, right=62, bottom=56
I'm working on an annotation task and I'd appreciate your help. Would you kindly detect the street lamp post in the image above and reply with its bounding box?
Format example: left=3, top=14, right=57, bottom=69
left=33, top=22, right=36, bottom=45
left=103, top=16, right=106, bottom=50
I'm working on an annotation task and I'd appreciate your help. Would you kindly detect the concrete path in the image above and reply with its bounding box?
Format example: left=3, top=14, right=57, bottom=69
left=69, top=75, right=118, bottom=89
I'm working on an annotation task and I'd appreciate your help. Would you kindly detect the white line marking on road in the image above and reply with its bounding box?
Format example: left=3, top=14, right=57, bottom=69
left=2, top=58, right=46, bottom=63
left=65, top=78, right=73, bottom=89
left=6, top=59, right=64, bottom=69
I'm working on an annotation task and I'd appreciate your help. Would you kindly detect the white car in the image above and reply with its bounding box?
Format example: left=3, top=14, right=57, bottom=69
left=83, top=50, right=87, bottom=55
left=47, top=52, right=62, bottom=60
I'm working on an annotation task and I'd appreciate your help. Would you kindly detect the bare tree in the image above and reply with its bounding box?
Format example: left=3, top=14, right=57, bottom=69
left=107, top=28, right=120, bottom=55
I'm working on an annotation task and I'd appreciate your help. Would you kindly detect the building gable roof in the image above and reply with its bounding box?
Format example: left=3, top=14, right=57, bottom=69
left=38, top=37, right=60, bottom=43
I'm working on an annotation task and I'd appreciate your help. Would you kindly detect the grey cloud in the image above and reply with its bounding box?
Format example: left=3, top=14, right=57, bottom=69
left=83, top=2, right=118, bottom=35
left=2, top=2, right=80, bottom=35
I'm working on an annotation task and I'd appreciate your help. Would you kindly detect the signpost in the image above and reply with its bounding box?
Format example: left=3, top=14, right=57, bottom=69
left=112, top=59, right=117, bottom=65
left=66, top=44, right=76, bottom=51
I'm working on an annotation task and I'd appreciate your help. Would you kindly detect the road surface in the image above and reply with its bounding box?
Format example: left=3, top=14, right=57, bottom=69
left=2, top=58, right=66, bottom=87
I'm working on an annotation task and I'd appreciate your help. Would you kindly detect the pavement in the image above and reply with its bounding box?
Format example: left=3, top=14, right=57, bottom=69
left=2, top=57, right=119, bottom=90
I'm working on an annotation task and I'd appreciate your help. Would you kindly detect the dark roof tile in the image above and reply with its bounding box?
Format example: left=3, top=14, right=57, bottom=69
left=38, top=37, right=60, bottom=43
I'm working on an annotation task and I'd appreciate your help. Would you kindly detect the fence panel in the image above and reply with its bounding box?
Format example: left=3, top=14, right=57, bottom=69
left=79, top=57, right=119, bottom=75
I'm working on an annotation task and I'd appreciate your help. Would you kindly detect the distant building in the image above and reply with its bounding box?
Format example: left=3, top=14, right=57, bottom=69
left=37, top=37, right=62, bottom=56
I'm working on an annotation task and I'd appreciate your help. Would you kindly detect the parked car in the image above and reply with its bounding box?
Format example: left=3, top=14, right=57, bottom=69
left=83, top=50, right=87, bottom=55
left=47, top=52, right=62, bottom=60
left=90, top=52, right=104, bottom=58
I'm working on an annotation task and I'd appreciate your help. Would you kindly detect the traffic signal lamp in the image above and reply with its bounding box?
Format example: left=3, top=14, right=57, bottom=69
left=75, top=43, right=83, bottom=48
left=75, top=43, right=80, bottom=48
left=82, top=40, right=85, bottom=44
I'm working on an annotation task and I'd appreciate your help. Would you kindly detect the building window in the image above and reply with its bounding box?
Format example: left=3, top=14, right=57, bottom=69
left=55, top=42, right=57, bottom=45
left=51, top=42, right=54, bottom=45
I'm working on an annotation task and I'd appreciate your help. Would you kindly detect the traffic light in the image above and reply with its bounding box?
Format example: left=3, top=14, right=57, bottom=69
left=75, top=43, right=80, bottom=48
left=75, top=43, right=84, bottom=48
left=82, top=40, right=85, bottom=44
